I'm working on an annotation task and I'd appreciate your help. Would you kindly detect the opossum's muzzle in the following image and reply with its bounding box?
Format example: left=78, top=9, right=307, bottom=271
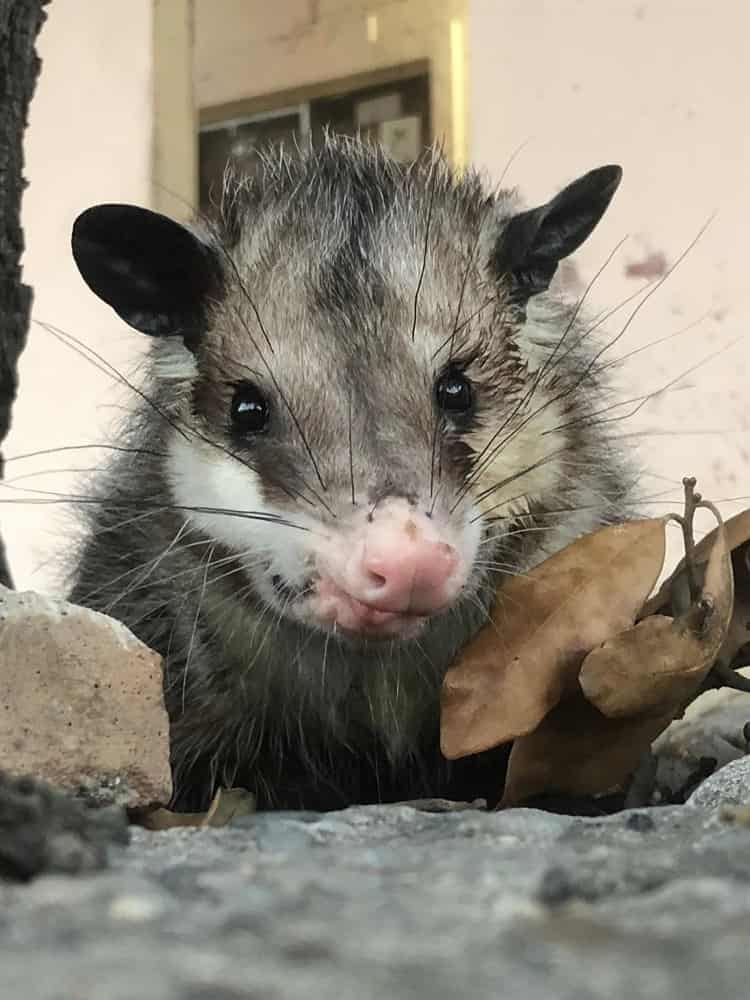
left=310, top=499, right=469, bottom=639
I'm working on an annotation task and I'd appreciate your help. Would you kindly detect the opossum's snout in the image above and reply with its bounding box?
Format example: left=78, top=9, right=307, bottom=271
left=311, top=500, right=468, bottom=640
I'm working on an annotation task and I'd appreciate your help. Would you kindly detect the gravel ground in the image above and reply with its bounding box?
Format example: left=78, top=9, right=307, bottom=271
left=1, top=756, right=749, bottom=1000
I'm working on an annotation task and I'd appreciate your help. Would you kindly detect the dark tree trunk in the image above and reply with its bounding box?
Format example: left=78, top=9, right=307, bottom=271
left=0, top=0, right=49, bottom=588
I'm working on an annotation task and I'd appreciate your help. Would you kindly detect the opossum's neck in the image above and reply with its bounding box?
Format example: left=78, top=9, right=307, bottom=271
left=164, top=525, right=494, bottom=754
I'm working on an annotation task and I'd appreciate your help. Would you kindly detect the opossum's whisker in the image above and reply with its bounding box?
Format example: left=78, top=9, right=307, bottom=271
left=220, top=248, right=275, bottom=354
left=581, top=276, right=658, bottom=337
left=530, top=235, right=629, bottom=391
left=229, top=346, right=331, bottom=503
left=544, top=340, right=737, bottom=437
left=348, top=392, right=356, bottom=506
left=494, top=137, right=533, bottom=191
left=38, top=318, right=314, bottom=514
left=613, top=428, right=731, bottom=440
left=36, top=321, right=191, bottom=442
left=510, top=219, right=715, bottom=451
left=465, top=446, right=572, bottom=521
left=428, top=415, right=444, bottom=501
left=89, top=505, right=178, bottom=537
left=5, top=467, right=103, bottom=484
left=471, top=489, right=531, bottom=531
left=135, top=540, right=270, bottom=598
left=430, top=200, right=494, bottom=496
left=199, top=555, right=273, bottom=593
left=75, top=523, right=207, bottom=606
left=100, top=518, right=192, bottom=614
left=0, top=486, right=311, bottom=532
left=181, top=543, right=216, bottom=714
left=410, top=160, right=438, bottom=342
left=592, top=310, right=711, bottom=375
left=477, top=484, right=696, bottom=524
left=463, top=590, right=498, bottom=634
left=454, top=221, right=711, bottom=506
left=447, top=224, right=484, bottom=364
left=5, top=444, right=169, bottom=464
left=581, top=217, right=715, bottom=374
left=320, top=626, right=333, bottom=696
left=431, top=295, right=498, bottom=361
left=461, top=443, right=569, bottom=514
left=472, top=560, right=541, bottom=580
left=47, top=320, right=324, bottom=520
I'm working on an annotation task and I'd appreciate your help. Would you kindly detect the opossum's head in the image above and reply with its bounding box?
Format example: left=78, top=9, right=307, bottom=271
left=72, top=137, right=621, bottom=644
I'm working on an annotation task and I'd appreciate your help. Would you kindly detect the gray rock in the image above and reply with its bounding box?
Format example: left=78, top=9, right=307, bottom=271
left=0, top=770, right=130, bottom=882
left=651, top=686, right=750, bottom=803
left=2, top=772, right=750, bottom=1000
left=687, top=752, right=750, bottom=809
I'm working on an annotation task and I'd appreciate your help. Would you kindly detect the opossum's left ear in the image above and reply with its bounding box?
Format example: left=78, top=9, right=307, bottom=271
left=72, top=204, right=222, bottom=345
left=491, top=165, right=622, bottom=303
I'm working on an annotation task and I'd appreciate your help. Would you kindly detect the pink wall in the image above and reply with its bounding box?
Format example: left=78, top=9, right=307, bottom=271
left=469, top=0, right=750, bottom=561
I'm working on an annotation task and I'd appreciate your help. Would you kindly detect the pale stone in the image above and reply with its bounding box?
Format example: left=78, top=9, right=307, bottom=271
left=0, top=586, right=171, bottom=808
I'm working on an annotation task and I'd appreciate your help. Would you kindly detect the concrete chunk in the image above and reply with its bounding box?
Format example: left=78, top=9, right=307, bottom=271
left=0, top=586, right=171, bottom=808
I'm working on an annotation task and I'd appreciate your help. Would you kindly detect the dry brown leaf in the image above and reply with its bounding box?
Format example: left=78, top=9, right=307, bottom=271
left=133, top=805, right=209, bottom=831
left=579, top=616, right=693, bottom=718
left=579, top=616, right=717, bottom=720
left=500, top=690, right=674, bottom=808
left=501, top=522, right=734, bottom=808
left=131, top=787, right=256, bottom=830
left=440, top=519, right=666, bottom=759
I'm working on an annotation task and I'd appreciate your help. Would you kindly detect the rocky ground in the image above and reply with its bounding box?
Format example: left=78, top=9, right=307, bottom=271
left=1, top=753, right=749, bottom=1000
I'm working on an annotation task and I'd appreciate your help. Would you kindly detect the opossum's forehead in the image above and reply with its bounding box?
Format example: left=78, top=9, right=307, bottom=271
left=199, top=188, right=513, bottom=388
left=183, top=146, right=522, bottom=503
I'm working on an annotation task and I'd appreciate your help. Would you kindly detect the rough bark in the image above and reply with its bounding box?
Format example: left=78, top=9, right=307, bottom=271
left=0, top=0, right=49, bottom=588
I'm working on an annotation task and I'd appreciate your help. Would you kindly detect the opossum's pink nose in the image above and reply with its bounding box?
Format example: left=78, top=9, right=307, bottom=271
left=353, top=537, right=459, bottom=614
left=314, top=503, right=466, bottom=636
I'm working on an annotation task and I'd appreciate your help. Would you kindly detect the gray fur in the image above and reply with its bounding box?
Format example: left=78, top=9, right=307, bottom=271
left=68, top=135, right=635, bottom=810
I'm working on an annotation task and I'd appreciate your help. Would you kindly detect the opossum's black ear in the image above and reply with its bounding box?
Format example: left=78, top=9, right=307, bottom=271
left=71, top=204, right=221, bottom=343
left=491, top=165, right=622, bottom=303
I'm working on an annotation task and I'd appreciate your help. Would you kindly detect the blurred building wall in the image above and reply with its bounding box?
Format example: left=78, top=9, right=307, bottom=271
left=194, top=0, right=467, bottom=164
left=4, top=0, right=153, bottom=591
left=469, top=0, right=750, bottom=565
left=7, top=1, right=749, bottom=593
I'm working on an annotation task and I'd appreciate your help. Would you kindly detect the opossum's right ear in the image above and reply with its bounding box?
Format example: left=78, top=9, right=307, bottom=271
left=71, top=204, right=221, bottom=344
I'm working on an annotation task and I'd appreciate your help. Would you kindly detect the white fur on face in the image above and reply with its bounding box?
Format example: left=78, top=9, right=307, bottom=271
left=166, top=435, right=319, bottom=605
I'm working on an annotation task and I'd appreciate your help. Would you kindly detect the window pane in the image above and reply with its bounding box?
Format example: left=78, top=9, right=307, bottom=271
left=198, top=112, right=301, bottom=213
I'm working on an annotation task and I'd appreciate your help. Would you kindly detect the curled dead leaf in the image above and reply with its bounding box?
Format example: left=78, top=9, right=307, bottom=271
left=580, top=521, right=733, bottom=719
left=441, top=519, right=666, bottom=759
left=131, top=787, right=256, bottom=830
left=201, top=787, right=257, bottom=826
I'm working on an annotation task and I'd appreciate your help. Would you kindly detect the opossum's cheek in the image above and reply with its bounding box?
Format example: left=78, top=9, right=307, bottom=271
left=306, top=500, right=473, bottom=639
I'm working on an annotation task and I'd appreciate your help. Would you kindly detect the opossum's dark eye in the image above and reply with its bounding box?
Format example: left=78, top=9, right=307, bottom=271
left=436, top=370, right=473, bottom=416
left=230, top=383, right=269, bottom=433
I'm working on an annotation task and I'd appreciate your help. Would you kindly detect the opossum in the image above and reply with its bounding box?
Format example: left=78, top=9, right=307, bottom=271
left=67, top=134, right=633, bottom=811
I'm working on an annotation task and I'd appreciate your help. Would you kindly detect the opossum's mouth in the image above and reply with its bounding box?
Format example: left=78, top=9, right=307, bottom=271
left=314, top=575, right=429, bottom=640
left=267, top=569, right=430, bottom=640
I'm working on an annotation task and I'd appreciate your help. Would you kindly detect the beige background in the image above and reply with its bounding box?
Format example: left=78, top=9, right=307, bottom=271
left=4, top=0, right=154, bottom=591
left=470, top=0, right=750, bottom=567
left=4, top=0, right=748, bottom=593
